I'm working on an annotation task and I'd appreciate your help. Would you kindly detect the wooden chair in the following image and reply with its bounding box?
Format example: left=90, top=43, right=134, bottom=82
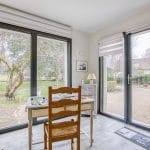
left=44, top=86, right=81, bottom=150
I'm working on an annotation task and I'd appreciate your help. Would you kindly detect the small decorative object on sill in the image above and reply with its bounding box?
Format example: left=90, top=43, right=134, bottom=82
left=87, top=73, right=96, bottom=84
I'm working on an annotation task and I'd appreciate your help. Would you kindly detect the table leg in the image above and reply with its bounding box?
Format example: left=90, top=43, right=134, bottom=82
left=90, top=110, right=94, bottom=147
left=28, top=109, right=32, bottom=150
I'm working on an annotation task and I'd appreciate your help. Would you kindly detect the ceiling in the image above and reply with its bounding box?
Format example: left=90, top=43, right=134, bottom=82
left=0, top=0, right=150, bottom=33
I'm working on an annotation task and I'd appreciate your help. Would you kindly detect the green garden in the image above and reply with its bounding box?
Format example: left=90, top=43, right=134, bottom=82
left=0, top=29, right=66, bottom=128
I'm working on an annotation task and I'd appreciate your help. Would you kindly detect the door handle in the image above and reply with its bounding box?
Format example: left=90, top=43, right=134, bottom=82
left=127, top=74, right=131, bottom=85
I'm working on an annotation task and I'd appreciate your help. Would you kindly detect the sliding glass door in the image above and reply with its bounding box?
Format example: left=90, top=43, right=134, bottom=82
left=103, top=53, right=124, bottom=118
left=99, top=31, right=150, bottom=129
left=131, top=30, right=150, bottom=127
left=99, top=37, right=125, bottom=119
left=0, top=28, right=31, bottom=129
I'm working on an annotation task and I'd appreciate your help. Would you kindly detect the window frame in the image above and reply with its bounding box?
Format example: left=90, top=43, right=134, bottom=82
left=98, top=34, right=125, bottom=121
left=128, top=30, right=150, bottom=130
left=0, top=22, right=72, bottom=134
left=98, top=31, right=150, bottom=131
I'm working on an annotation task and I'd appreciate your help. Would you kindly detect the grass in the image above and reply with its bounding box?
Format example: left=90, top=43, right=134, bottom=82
left=0, top=80, right=64, bottom=108
left=37, top=80, right=64, bottom=96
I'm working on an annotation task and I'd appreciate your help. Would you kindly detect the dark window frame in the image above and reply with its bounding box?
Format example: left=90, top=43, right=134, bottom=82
left=98, top=55, right=125, bottom=122
left=98, top=31, right=150, bottom=131
left=98, top=36, right=126, bottom=121
left=128, top=30, right=150, bottom=131
left=0, top=22, right=72, bottom=134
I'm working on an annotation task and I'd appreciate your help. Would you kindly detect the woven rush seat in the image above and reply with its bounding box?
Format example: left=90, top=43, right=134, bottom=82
left=44, top=122, right=77, bottom=142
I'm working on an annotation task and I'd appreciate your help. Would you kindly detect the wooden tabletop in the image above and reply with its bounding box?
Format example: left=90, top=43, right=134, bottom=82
left=26, top=96, right=95, bottom=109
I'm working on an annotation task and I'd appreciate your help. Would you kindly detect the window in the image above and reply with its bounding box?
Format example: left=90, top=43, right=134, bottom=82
left=0, top=28, right=31, bottom=129
left=99, top=36, right=125, bottom=118
left=103, top=53, right=124, bottom=117
left=99, top=31, right=150, bottom=130
left=37, top=36, right=68, bottom=96
left=0, top=23, right=71, bottom=133
left=131, top=30, right=150, bottom=126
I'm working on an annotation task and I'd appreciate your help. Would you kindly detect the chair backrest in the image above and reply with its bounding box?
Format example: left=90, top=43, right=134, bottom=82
left=48, top=86, right=81, bottom=139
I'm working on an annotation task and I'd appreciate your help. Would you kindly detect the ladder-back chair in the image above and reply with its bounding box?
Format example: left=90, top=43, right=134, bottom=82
left=44, top=86, right=81, bottom=150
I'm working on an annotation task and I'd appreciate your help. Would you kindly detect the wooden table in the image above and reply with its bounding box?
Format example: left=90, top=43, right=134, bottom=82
left=26, top=97, right=94, bottom=150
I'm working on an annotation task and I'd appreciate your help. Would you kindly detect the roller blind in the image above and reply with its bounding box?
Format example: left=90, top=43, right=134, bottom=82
left=99, top=34, right=124, bottom=56
left=0, top=4, right=72, bottom=38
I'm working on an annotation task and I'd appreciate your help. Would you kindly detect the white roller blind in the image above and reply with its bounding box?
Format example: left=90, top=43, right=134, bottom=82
left=99, top=34, right=124, bottom=56
left=0, top=4, right=72, bottom=38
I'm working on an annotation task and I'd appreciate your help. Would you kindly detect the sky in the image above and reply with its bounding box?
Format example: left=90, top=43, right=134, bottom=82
left=131, top=31, right=150, bottom=58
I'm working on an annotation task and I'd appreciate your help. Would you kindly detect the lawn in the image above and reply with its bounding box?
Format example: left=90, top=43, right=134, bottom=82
left=0, top=80, right=64, bottom=129
left=0, top=80, right=64, bottom=107
left=0, top=81, right=30, bottom=108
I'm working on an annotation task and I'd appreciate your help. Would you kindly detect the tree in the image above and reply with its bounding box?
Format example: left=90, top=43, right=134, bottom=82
left=37, top=37, right=65, bottom=86
left=0, top=30, right=30, bottom=99
left=107, top=54, right=123, bottom=81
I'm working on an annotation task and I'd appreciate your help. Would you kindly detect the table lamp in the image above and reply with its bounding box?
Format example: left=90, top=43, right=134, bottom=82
left=87, top=73, right=96, bottom=84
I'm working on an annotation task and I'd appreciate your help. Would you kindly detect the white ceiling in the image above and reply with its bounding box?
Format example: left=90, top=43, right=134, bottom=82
left=0, top=0, right=150, bottom=33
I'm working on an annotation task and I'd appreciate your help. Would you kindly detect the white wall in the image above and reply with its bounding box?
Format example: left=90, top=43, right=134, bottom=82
left=72, top=30, right=89, bottom=86
left=89, top=9, right=150, bottom=78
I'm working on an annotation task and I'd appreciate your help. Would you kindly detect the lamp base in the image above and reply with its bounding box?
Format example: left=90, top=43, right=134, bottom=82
left=90, top=80, right=94, bottom=84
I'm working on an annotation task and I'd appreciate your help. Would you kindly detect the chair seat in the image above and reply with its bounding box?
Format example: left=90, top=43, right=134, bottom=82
left=44, top=122, right=77, bottom=142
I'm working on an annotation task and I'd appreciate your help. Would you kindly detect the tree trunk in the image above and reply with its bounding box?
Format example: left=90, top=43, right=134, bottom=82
left=5, top=71, right=24, bottom=100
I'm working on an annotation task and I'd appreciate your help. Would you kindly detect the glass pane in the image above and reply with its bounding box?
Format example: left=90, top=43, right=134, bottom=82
left=103, top=53, right=124, bottom=118
left=131, top=31, right=150, bottom=126
left=37, top=36, right=67, bottom=96
left=0, top=28, right=31, bottom=129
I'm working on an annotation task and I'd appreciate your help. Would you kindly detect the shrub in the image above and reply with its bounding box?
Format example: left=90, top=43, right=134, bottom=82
left=107, top=81, right=117, bottom=92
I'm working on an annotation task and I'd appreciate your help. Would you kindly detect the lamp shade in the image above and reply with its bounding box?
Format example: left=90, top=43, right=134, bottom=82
left=87, top=73, right=96, bottom=80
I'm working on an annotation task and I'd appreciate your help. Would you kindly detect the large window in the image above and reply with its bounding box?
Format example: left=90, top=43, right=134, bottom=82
left=37, top=36, right=68, bottom=96
left=0, top=23, right=71, bottom=132
left=0, top=28, right=31, bottom=129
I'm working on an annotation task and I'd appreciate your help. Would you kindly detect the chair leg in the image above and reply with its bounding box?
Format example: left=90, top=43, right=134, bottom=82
left=44, top=126, right=47, bottom=150
left=48, top=140, right=52, bottom=150
left=71, top=138, right=74, bottom=150
left=77, top=136, right=80, bottom=150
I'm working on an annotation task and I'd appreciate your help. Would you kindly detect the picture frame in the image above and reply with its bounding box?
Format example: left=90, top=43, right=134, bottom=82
left=76, top=60, right=88, bottom=72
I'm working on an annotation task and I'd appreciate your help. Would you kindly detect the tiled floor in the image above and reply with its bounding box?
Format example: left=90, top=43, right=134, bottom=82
left=0, top=115, right=149, bottom=150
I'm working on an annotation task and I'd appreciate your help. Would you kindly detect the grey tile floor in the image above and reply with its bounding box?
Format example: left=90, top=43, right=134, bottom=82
left=0, top=115, right=149, bottom=150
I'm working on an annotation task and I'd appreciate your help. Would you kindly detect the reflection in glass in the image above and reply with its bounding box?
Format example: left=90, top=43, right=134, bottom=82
left=103, top=53, right=124, bottom=118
